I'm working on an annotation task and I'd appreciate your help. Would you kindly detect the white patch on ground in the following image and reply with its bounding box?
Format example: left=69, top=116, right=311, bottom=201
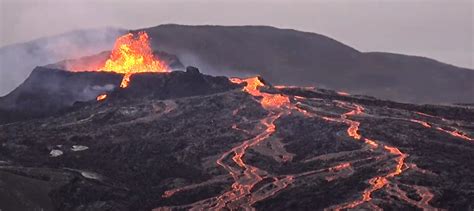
left=71, top=145, right=89, bottom=151
left=50, top=150, right=63, bottom=157
left=64, top=168, right=104, bottom=181
left=80, top=171, right=102, bottom=180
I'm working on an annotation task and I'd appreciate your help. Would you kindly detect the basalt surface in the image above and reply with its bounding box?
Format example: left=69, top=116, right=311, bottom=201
left=0, top=68, right=473, bottom=211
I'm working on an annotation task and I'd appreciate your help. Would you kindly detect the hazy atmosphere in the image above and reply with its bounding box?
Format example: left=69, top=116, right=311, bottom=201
left=2, top=1, right=474, bottom=210
left=1, top=0, right=473, bottom=68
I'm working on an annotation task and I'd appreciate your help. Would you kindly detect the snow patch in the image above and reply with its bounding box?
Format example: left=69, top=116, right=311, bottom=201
left=81, top=171, right=102, bottom=180
left=50, top=150, right=63, bottom=157
left=71, top=145, right=89, bottom=151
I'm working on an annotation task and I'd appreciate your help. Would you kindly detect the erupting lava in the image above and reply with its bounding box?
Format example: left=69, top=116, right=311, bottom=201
left=94, top=31, right=168, bottom=101
left=101, top=31, right=168, bottom=88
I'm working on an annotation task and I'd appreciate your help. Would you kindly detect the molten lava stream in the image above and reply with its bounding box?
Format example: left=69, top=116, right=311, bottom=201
left=262, top=95, right=441, bottom=210
left=283, top=96, right=442, bottom=210
left=410, top=119, right=431, bottom=128
left=321, top=102, right=436, bottom=210
left=211, top=112, right=285, bottom=210
left=436, top=127, right=473, bottom=141
left=181, top=77, right=294, bottom=210
left=410, top=118, right=472, bottom=142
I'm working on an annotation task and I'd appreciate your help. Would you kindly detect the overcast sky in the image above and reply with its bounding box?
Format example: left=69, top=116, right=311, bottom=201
left=0, top=0, right=473, bottom=68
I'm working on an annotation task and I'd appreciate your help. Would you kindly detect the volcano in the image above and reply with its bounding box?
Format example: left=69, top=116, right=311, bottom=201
left=0, top=31, right=473, bottom=211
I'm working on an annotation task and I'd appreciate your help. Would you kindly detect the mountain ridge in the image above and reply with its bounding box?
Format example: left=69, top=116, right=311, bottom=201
left=138, top=24, right=474, bottom=104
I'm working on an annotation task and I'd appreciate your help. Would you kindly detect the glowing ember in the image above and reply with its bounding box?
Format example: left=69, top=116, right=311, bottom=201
left=120, top=73, right=132, bottom=88
left=329, top=162, right=351, bottom=171
left=410, top=119, right=431, bottom=128
left=96, top=94, right=107, bottom=101
left=436, top=127, right=473, bottom=141
left=364, top=138, right=379, bottom=148
left=100, top=31, right=168, bottom=88
left=337, top=91, right=350, bottom=96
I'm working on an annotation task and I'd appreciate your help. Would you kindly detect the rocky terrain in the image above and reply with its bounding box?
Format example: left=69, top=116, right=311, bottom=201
left=0, top=67, right=473, bottom=210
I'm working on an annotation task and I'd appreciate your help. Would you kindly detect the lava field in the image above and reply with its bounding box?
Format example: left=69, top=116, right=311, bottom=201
left=0, top=66, right=473, bottom=210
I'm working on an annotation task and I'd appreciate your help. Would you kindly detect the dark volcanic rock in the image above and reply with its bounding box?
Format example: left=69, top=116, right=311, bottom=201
left=186, top=66, right=200, bottom=74
left=0, top=67, right=123, bottom=123
left=115, top=68, right=238, bottom=100
left=0, top=66, right=238, bottom=124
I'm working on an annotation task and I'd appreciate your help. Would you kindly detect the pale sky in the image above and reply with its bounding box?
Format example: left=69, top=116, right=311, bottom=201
left=0, top=0, right=473, bottom=68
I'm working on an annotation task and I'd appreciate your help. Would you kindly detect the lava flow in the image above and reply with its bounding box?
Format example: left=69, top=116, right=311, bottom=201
left=155, top=79, right=456, bottom=210
left=410, top=117, right=473, bottom=141
left=321, top=102, right=441, bottom=210
left=230, top=77, right=290, bottom=109
left=159, top=77, right=293, bottom=210
left=209, top=77, right=291, bottom=209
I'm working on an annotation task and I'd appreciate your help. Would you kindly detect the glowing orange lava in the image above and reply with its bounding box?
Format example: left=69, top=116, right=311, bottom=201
left=177, top=77, right=292, bottom=210
left=322, top=102, right=413, bottom=211
left=436, top=127, right=473, bottom=141
left=230, top=77, right=290, bottom=109
left=96, top=94, right=107, bottom=101
left=155, top=82, right=446, bottom=211
left=410, top=119, right=431, bottom=128
left=100, top=31, right=168, bottom=88
left=409, top=117, right=473, bottom=142
left=329, top=162, right=351, bottom=171
left=337, top=91, right=350, bottom=96
left=341, top=104, right=364, bottom=140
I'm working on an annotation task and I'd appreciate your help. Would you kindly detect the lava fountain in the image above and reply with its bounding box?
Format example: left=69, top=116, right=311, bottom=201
left=101, top=31, right=169, bottom=88
left=91, top=31, right=168, bottom=101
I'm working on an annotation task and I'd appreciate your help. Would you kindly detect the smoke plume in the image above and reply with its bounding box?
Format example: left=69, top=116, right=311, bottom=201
left=0, top=27, right=125, bottom=96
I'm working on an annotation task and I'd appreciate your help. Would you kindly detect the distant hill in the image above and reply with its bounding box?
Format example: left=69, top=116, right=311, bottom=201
left=137, top=24, right=474, bottom=104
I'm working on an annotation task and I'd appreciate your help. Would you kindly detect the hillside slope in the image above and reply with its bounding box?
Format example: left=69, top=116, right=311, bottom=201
left=139, top=24, right=474, bottom=104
